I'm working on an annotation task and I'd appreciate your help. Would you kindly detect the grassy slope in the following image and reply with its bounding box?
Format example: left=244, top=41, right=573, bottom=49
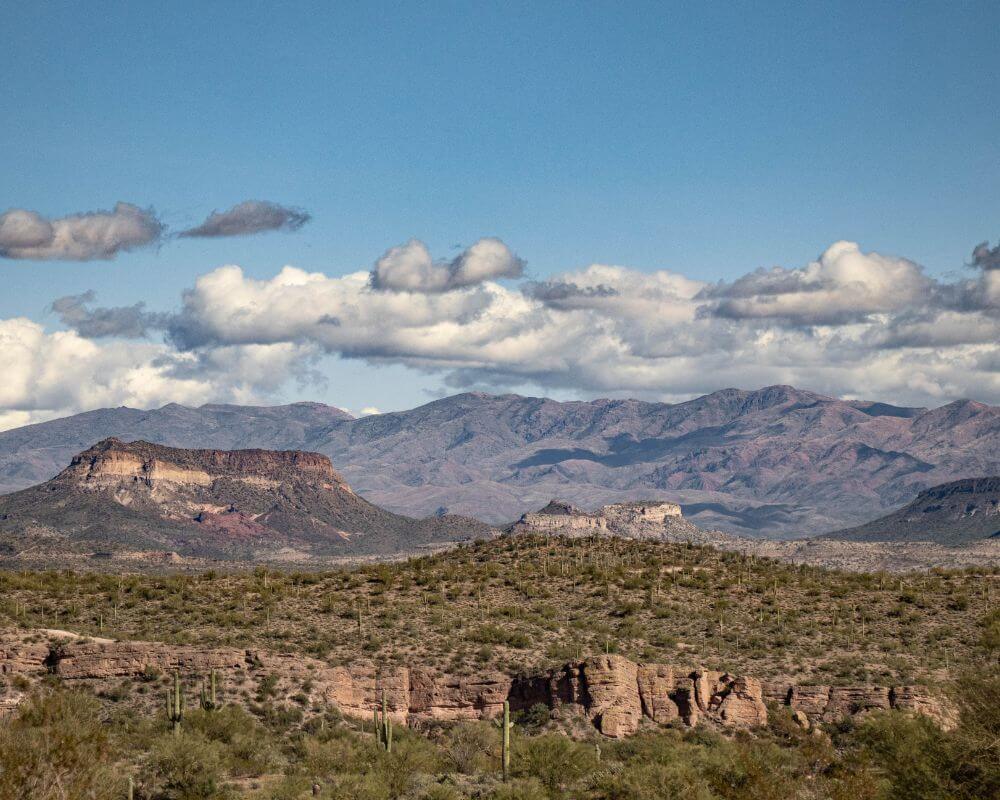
left=1, top=535, right=996, bottom=687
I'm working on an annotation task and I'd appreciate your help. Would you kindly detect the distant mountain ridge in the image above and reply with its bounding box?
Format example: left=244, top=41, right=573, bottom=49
left=824, top=476, right=1000, bottom=545
left=0, top=438, right=494, bottom=561
left=1, top=385, right=998, bottom=537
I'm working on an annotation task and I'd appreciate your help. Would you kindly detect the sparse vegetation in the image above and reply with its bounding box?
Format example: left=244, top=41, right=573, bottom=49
left=1, top=536, right=998, bottom=797
left=1, top=536, right=995, bottom=685
left=2, top=670, right=998, bottom=799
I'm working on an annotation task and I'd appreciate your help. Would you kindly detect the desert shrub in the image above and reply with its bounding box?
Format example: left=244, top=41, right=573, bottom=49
left=441, top=721, right=498, bottom=774
left=420, top=785, right=468, bottom=800
left=184, top=706, right=282, bottom=776
left=325, top=772, right=392, bottom=800
left=514, top=733, right=597, bottom=794
left=469, top=625, right=531, bottom=649
left=948, top=665, right=1000, bottom=800
left=142, top=732, right=227, bottom=800
left=701, top=738, right=805, bottom=800
left=487, top=777, right=549, bottom=800
left=590, top=760, right=715, bottom=800
left=515, top=703, right=551, bottom=731
left=0, top=689, right=117, bottom=800
left=980, top=609, right=1000, bottom=658
left=295, top=729, right=376, bottom=779
left=371, top=735, right=447, bottom=799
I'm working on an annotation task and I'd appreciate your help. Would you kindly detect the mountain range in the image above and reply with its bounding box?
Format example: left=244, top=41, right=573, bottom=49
left=1, top=385, right=998, bottom=538
left=0, top=438, right=493, bottom=562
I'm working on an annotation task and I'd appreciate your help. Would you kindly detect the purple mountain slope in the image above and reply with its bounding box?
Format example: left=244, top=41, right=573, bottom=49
left=1, top=386, right=997, bottom=537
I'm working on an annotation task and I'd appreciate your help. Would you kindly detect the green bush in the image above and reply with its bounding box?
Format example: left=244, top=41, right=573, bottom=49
left=441, top=721, right=498, bottom=774
left=184, top=706, right=282, bottom=776
left=487, top=777, right=549, bottom=800
left=0, top=690, right=118, bottom=800
left=514, top=733, right=597, bottom=794
left=143, top=732, right=227, bottom=800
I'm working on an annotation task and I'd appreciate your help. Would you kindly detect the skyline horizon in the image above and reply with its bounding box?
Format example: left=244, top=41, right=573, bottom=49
left=3, top=380, right=994, bottom=433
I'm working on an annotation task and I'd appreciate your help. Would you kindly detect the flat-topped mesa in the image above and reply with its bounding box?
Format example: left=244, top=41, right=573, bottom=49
left=510, top=499, right=702, bottom=542
left=0, top=633, right=953, bottom=734
left=64, top=437, right=349, bottom=492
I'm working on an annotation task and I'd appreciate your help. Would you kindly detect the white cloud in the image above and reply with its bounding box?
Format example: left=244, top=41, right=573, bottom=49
left=370, top=237, right=525, bottom=292
left=0, top=317, right=317, bottom=429
left=0, top=203, right=164, bottom=260
left=699, top=241, right=933, bottom=324
left=2, top=238, right=998, bottom=428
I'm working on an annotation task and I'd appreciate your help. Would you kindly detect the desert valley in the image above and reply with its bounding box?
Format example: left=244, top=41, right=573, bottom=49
left=1, top=389, right=999, bottom=799
left=4, top=5, right=1000, bottom=797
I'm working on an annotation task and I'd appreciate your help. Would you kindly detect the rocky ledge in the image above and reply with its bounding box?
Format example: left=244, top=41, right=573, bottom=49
left=66, top=437, right=349, bottom=492
left=509, top=500, right=712, bottom=543
left=0, top=630, right=953, bottom=735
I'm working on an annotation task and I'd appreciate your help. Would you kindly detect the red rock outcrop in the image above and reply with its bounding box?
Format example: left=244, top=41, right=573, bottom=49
left=0, top=630, right=953, bottom=735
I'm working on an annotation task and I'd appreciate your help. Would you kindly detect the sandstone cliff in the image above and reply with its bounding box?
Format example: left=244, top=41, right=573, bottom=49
left=0, top=630, right=953, bottom=735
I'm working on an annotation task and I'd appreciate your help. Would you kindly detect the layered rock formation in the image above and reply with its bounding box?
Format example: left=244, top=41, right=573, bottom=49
left=0, top=631, right=952, bottom=734
left=0, top=439, right=496, bottom=562
left=509, top=500, right=713, bottom=543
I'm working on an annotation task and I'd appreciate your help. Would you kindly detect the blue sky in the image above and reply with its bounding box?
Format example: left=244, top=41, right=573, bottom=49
left=2, top=1, right=999, bottom=424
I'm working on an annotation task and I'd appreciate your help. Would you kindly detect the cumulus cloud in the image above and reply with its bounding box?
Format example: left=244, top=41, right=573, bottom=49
left=370, top=237, right=525, bottom=292
left=0, top=315, right=319, bottom=429
left=698, top=241, right=933, bottom=325
left=0, top=203, right=164, bottom=260
left=152, top=240, right=999, bottom=406
left=179, top=200, right=311, bottom=238
left=50, top=291, right=169, bottom=339
left=3, top=237, right=999, bottom=429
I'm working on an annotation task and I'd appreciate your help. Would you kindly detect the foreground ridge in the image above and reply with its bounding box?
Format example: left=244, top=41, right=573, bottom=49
left=0, top=630, right=953, bottom=736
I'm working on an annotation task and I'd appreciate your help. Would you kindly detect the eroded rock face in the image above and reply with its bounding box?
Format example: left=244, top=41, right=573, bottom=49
left=0, top=630, right=953, bottom=735
left=510, top=500, right=708, bottom=543
left=582, top=655, right=643, bottom=737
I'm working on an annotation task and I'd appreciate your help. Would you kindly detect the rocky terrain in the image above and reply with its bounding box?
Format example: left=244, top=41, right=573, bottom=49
left=0, top=438, right=494, bottom=562
left=508, top=498, right=1000, bottom=572
left=0, top=629, right=952, bottom=736
left=1, top=386, right=998, bottom=538
left=825, top=476, right=1000, bottom=545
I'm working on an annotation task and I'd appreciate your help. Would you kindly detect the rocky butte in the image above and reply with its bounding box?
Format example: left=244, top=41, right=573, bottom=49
left=0, top=439, right=496, bottom=563
left=0, top=630, right=952, bottom=735
left=509, top=499, right=713, bottom=543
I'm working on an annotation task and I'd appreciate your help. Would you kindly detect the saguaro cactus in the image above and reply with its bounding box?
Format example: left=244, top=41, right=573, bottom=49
left=497, top=699, right=513, bottom=781
left=166, top=672, right=184, bottom=736
left=200, top=669, right=219, bottom=711
left=376, top=690, right=393, bottom=752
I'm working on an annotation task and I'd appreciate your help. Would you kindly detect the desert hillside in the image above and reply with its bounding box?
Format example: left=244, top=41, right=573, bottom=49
left=1, top=535, right=997, bottom=799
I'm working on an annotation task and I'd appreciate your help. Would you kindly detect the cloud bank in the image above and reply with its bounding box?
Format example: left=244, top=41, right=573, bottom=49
left=179, top=200, right=311, bottom=238
left=2, top=237, right=998, bottom=427
left=0, top=203, right=164, bottom=260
